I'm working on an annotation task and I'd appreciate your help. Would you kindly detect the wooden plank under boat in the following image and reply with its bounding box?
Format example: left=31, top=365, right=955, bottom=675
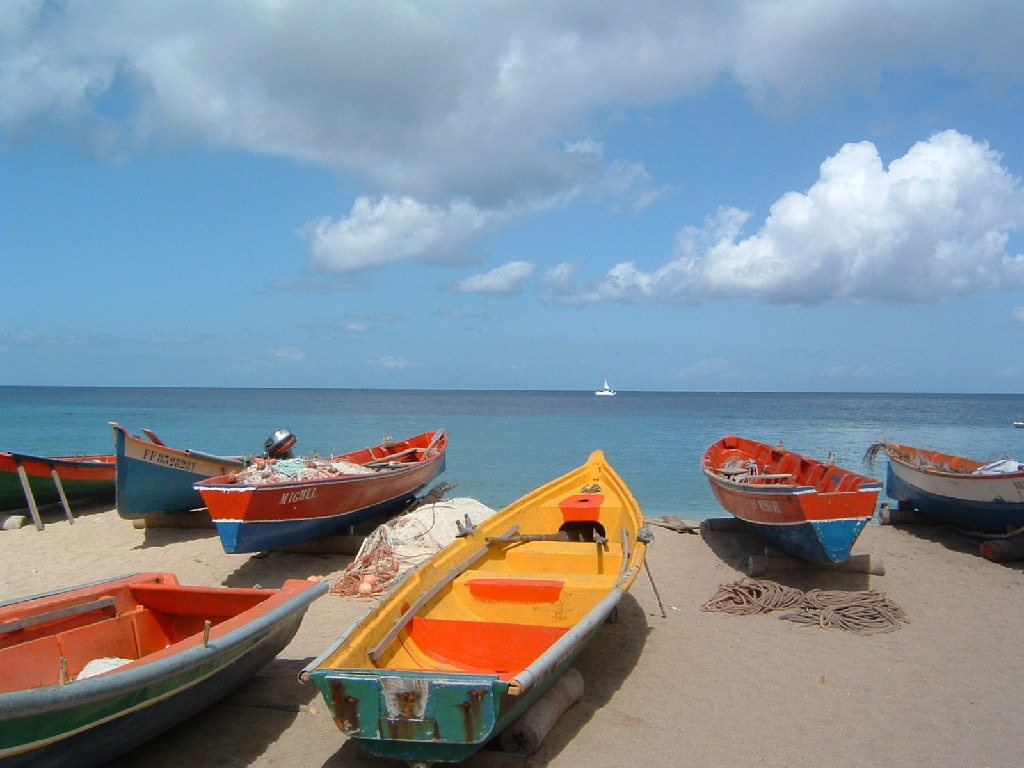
left=300, top=449, right=649, bottom=766
left=195, top=430, right=447, bottom=554
left=110, top=422, right=246, bottom=519
left=0, top=572, right=326, bottom=768
left=872, top=441, right=1024, bottom=532
left=702, top=435, right=881, bottom=563
left=0, top=452, right=115, bottom=513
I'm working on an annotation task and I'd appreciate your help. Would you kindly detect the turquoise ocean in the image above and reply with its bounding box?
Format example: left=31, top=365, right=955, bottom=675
left=2, top=387, right=1023, bottom=520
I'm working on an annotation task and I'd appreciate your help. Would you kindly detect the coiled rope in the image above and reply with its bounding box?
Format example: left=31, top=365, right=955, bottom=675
left=702, top=579, right=908, bottom=635
left=779, top=589, right=909, bottom=635
left=700, top=578, right=804, bottom=615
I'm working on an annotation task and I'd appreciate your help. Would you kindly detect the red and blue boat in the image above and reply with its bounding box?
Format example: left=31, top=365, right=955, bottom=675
left=0, top=572, right=325, bottom=768
left=0, top=452, right=115, bottom=514
left=702, top=435, right=881, bottom=563
left=195, top=430, right=447, bottom=554
left=871, top=441, right=1024, bottom=533
left=110, top=423, right=247, bottom=519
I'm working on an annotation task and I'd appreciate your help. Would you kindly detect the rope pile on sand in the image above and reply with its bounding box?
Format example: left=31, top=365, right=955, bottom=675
left=700, top=578, right=803, bottom=615
left=779, top=589, right=909, bottom=635
left=330, top=497, right=496, bottom=598
left=702, top=579, right=908, bottom=634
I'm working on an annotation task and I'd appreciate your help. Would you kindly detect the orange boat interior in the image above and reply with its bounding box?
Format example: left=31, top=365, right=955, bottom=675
left=706, top=436, right=871, bottom=492
left=0, top=580, right=271, bottom=692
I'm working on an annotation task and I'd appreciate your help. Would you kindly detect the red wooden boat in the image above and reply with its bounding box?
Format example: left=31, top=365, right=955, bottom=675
left=195, top=430, right=446, bottom=554
left=0, top=572, right=326, bottom=768
left=702, top=435, right=881, bottom=562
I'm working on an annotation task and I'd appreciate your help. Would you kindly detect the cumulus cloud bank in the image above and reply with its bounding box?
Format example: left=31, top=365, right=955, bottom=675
left=4, top=3, right=1024, bottom=289
left=3, top=1, right=1022, bottom=203
left=553, top=131, right=1024, bottom=305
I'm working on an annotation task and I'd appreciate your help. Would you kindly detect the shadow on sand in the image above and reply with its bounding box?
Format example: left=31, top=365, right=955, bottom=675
left=699, top=521, right=876, bottom=592
left=882, top=519, right=1024, bottom=573
left=105, top=657, right=321, bottom=768
left=222, top=549, right=354, bottom=589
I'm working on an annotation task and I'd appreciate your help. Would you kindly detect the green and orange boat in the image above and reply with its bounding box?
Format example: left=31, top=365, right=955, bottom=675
left=301, top=449, right=649, bottom=766
left=0, top=452, right=115, bottom=514
left=0, top=572, right=326, bottom=768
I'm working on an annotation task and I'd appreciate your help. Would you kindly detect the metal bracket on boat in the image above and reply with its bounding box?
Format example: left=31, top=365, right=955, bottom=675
left=454, top=514, right=476, bottom=538
left=581, top=483, right=601, bottom=494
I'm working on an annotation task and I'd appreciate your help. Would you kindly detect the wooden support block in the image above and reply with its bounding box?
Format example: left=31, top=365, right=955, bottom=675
left=499, top=668, right=584, bottom=755
left=700, top=517, right=748, bottom=533
left=979, top=538, right=1024, bottom=563
left=131, top=510, right=216, bottom=529
left=748, top=552, right=885, bottom=577
left=0, top=514, right=28, bottom=531
left=878, top=506, right=936, bottom=526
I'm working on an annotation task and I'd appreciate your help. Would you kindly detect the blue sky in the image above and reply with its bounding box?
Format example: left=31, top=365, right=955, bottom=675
left=2, top=1, right=1023, bottom=393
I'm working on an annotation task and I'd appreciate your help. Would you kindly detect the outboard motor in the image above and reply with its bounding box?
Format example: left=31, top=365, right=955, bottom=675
left=264, top=428, right=297, bottom=459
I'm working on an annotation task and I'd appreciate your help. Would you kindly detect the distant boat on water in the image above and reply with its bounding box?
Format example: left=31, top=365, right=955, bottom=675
left=595, top=376, right=616, bottom=396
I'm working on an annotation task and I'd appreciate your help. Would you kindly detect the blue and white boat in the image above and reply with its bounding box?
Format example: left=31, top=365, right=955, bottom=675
left=873, top=441, right=1024, bottom=533
left=110, top=423, right=247, bottom=519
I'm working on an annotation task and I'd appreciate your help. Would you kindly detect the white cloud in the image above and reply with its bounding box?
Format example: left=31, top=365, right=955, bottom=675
left=450, top=261, right=536, bottom=295
left=301, top=196, right=501, bottom=273
left=557, top=131, right=1024, bottom=305
left=4, top=2, right=1022, bottom=204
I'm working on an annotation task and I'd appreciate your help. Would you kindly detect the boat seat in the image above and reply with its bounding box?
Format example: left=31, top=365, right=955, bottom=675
left=405, top=617, right=567, bottom=679
left=463, top=578, right=565, bottom=603
left=57, top=614, right=140, bottom=680
left=0, top=596, right=117, bottom=649
left=479, top=540, right=625, bottom=576
left=806, top=463, right=829, bottom=489
left=0, top=635, right=65, bottom=691
left=458, top=571, right=612, bottom=602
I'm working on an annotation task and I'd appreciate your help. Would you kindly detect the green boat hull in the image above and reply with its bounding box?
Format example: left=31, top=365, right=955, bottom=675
left=308, top=630, right=590, bottom=765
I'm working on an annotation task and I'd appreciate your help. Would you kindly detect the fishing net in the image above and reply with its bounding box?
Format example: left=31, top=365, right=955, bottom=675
left=234, top=455, right=375, bottom=484
left=330, top=497, right=497, bottom=598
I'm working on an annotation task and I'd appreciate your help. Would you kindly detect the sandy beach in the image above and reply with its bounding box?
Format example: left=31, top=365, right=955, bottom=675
left=3, top=501, right=1023, bottom=768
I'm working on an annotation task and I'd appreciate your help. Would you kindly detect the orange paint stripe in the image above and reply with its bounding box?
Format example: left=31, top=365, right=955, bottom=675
left=466, top=578, right=564, bottom=603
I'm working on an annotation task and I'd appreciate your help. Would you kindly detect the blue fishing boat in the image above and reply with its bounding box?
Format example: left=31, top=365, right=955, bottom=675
left=110, top=423, right=247, bottom=519
left=871, top=441, right=1024, bottom=533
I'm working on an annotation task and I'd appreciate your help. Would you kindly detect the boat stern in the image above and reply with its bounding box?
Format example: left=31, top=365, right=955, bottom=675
left=308, top=668, right=503, bottom=764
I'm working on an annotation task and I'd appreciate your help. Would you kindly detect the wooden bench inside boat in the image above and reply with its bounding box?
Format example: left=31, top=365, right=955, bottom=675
left=477, top=540, right=626, bottom=575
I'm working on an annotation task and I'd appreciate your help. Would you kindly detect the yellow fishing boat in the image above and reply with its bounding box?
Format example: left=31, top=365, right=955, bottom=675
left=301, top=449, right=649, bottom=766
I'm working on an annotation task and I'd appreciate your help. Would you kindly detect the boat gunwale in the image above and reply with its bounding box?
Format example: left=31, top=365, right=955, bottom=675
left=884, top=443, right=1024, bottom=480
left=194, top=431, right=446, bottom=493
left=0, top=576, right=326, bottom=718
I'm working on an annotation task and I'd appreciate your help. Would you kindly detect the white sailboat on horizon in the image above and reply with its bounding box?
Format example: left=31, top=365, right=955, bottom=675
left=595, top=376, right=616, bottom=396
